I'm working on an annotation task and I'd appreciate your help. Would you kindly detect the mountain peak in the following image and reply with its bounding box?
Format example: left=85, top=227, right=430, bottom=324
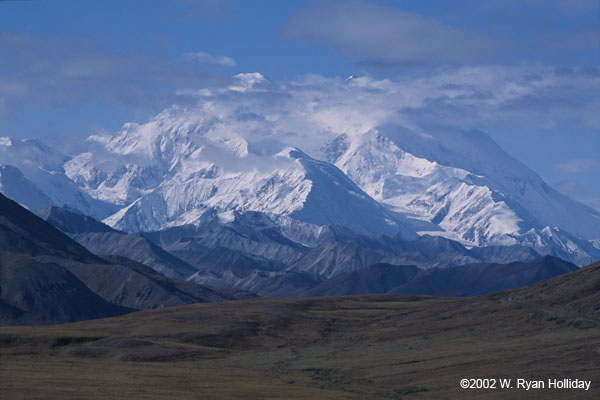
left=2, top=103, right=599, bottom=265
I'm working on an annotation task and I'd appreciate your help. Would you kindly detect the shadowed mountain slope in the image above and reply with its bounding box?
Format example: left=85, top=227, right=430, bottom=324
left=34, top=206, right=119, bottom=234
left=0, top=193, right=130, bottom=324
left=69, top=255, right=253, bottom=310
left=0, top=252, right=131, bottom=325
left=146, top=219, right=310, bottom=265
left=0, top=194, right=100, bottom=263
left=393, top=255, right=577, bottom=297
left=31, top=204, right=583, bottom=301
left=303, top=263, right=420, bottom=296
left=305, top=256, right=577, bottom=297
left=34, top=206, right=199, bottom=279
left=70, top=232, right=199, bottom=279
left=0, top=193, right=248, bottom=325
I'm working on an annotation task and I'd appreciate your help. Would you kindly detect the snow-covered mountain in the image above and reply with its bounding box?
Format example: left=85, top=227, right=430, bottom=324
left=0, top=165, right=54, bottom=211
left=2, top=73, right=599, bottom=266
left=0, top=137, right=116, bottom=217
left=324, top=127, right=600, bottom=249
left=62, top=107, right=416, bottom=237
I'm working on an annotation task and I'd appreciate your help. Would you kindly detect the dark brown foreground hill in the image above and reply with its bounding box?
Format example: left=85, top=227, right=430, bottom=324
left=1, top=261, right=599, bottom=399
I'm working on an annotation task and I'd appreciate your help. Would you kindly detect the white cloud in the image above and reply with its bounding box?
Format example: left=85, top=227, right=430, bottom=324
left=554, top=180, right=600, bottom=212
left=173, top=65, right=600, bottom=158
left=0, top=33, right=230, bottom=115
left=583, top=196, right=600, bottom=212
left=554, top=179, right=590, bottom=195
left=182, top=51, right=237, bottom=67
left=280, top=0, right=492, bottom=66
left=555, top=158, right=600, bottom=174
left=281, top=0, right=599, bottom=68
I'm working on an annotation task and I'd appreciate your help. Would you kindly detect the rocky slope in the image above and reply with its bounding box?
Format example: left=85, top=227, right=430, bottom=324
left=0, top=193, right=248, bottom=325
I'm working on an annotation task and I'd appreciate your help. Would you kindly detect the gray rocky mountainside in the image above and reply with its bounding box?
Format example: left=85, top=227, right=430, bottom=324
left=0, top=194, right=129, bottom=324
left=304, top=256, right=578, bottom=297
left=34, top=206, right=198, bottom=279
left=35, top=204, right=581, bottom=300
left=0, top=194, right=250, bottom=325
left=0, top=252, right=131, bottom=325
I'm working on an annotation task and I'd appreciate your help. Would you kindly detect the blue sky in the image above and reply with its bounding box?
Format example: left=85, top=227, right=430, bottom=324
left=0, top=0, right=599, bottom=209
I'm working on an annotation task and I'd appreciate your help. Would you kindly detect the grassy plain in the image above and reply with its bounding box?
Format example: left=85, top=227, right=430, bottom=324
left=1, top=262, right=599, bottom=399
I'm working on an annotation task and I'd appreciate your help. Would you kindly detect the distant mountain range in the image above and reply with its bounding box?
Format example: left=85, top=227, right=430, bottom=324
left=31, top=203, right=578, bottom=299
left=304, top=257, right=577, bottom=297
left=0, top=190, right=591, bottom=325
left=1, top=104, right=599, bottom=265
left=1, top=100, right=600, bottom=325
left=0, top=194, right=251, bottom=325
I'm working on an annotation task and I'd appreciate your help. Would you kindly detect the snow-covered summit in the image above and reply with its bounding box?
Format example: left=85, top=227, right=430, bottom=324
left=0, top=137, right=115, bottom=217
left=322, top=124, right=600, bottom=263
left=62, top=108, right=414, bottom=237
left=2, top=72, right=599, bottom=265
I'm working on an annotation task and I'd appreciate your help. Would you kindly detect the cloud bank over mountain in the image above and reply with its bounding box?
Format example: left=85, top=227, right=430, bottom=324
left=1, top=0, right=598, bottom=208
left=168, top=67, right=600, bottom=156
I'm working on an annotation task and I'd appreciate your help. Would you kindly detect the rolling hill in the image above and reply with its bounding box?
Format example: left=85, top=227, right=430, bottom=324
left=0, top=261, right=598, bottom=399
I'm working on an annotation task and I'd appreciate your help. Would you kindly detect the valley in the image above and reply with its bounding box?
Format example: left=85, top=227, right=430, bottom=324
left=1, top=261, right=599, bottom=399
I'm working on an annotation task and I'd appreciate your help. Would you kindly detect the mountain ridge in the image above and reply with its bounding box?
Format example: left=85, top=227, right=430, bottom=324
left=0, top=193, right=250, bottom=325
left=1, top=102, right=599, bottom=265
